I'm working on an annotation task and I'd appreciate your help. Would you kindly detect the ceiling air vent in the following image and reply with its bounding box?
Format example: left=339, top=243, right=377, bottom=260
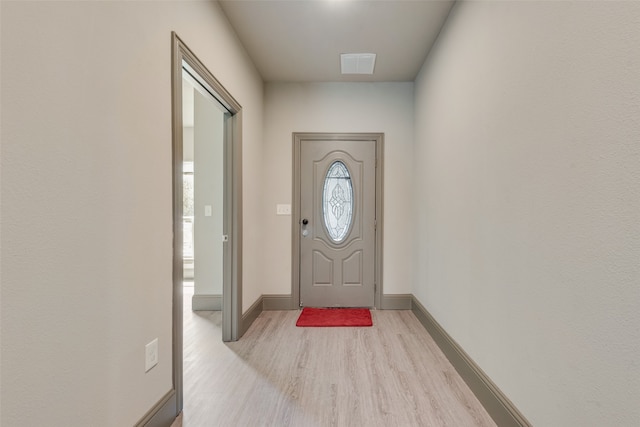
left=340, top=53, right=376, bottom=75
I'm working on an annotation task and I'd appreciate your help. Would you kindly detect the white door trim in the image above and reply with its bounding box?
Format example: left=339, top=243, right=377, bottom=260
left=292, top=133, right=384, bottom=309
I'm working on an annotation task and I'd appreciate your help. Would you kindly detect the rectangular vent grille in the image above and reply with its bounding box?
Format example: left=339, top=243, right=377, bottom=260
left=340, top=53, right=376, bottom=75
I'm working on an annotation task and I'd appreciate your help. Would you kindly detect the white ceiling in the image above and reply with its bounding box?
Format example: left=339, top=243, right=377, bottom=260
left=218, top=0, right=456, bottom=82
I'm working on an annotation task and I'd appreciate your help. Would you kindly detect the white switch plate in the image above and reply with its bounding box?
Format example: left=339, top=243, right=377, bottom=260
left=145, top=338, right=158, bottom=372
left=204, top=205, right=212, bottom=217
left=276, top=204, right=291, bottom=215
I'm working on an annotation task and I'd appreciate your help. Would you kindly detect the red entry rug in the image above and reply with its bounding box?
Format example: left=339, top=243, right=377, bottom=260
left=295, top=307, right=373, bottom=327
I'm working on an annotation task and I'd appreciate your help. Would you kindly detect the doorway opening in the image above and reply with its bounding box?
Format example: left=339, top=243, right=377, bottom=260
left=171, top=32, right=243, bottom=417
left=181, top=69, right=227, bottom=310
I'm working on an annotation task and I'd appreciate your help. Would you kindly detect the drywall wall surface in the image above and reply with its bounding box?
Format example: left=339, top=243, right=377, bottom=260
left=0, top=1, right=263, bottom=425
left=263, top=82, right=414, bottom=296
left=413, top=1, right=640, bottom=426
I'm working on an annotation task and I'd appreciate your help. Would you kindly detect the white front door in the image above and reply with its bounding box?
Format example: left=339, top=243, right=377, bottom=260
left=299, top=137, right=377, bottom=307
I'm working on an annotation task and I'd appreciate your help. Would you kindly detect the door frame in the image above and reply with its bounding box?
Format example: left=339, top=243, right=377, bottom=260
left=171, top=32, right=243, bottom=415
left=292, top=133, right=384, bottom=309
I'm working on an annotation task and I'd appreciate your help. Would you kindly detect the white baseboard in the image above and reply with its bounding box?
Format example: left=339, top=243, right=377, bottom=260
left=191, top=294, right=222, bottom=311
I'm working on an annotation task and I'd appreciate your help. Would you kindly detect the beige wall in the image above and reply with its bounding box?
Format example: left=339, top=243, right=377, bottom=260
left=413, top=1, right=640, bottom=426
left=262, top=82, right=414, bottom=297
left=0, top=1, right=263, bottom=425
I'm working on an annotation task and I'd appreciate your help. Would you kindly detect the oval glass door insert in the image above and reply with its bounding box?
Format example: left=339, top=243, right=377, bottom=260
left=322, top=161, right=354, bottom=243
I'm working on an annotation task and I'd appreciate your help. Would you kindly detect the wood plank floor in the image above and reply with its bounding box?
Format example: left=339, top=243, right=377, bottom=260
left=174, top=286, right=496, bottom=426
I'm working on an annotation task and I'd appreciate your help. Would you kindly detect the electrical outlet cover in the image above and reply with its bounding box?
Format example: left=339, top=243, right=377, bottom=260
left=145, top=338, right=158, bottom=372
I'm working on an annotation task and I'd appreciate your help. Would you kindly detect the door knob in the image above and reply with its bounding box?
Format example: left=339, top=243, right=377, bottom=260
left=302, top=219, right=309, bottom=225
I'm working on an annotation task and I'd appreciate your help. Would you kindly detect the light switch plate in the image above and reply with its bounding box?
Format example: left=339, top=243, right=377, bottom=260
left=204, top=205, right=212, bottom=217
left=276, top=204, right=291, bottom=215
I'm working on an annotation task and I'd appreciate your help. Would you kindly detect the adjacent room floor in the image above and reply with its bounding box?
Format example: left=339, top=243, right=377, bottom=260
left=174, top=285, right=495, bottom=426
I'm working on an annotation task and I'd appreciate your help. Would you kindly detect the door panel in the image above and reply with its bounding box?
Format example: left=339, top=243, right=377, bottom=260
left=300, top=139, right=376, bottom=307
left=342, top=250, right=363, bottom=286
left=312, top=251, right=333, bottom=286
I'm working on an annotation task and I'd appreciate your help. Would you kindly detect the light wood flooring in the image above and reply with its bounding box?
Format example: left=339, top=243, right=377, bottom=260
left=174, top=286, right=496, bottom=426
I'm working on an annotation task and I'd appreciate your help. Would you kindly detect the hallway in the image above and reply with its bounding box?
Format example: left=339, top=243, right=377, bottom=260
left=3, top=1, right=638, bottom=425
left=176, top=285, right=495, bottom=426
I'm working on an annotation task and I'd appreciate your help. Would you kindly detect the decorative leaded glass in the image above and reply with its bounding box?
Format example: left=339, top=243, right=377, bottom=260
left=322, top=161, right=353, bottom=243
